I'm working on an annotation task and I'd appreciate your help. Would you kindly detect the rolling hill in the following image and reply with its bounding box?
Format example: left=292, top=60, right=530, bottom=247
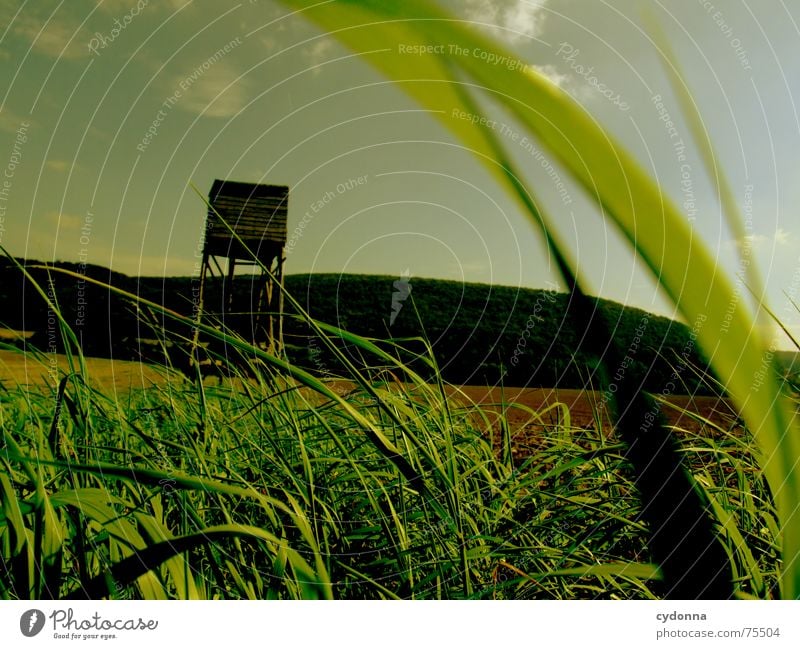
left=0, top=257, right=748, bottom=393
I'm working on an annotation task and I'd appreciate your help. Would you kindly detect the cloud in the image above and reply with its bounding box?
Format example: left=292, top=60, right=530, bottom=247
left=463, top=0, right=550, bottom=42
left=97, top=0, right=187, bottom=14
left=164, top=0, right=193, bottom=11
left=176, top=61, right=250, bottom=119
left=45, top=159, right=72, bottom=173
left=730, top=227, right=793, bottom=251
left=0, top=108, right=32, bottom=133
left=95, top=0, right=138, bottom=13
left=256, top=34, right=279, bottom=52
left=46, top=211, right=83, bottom=230
left=8, top=11, right=88, bottom=60
left=2, top=1, right=184, bottom=61
left=303, top=38, right=335, bottom=75
left=775, top=227, right=791, bottom=245
left=530, top=63, right=570, bottom=88
left=0, top=0, right=103, bottom=61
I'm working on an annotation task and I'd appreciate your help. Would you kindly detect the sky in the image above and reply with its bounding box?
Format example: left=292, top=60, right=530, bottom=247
left=1, top=0, right=800, bottom=347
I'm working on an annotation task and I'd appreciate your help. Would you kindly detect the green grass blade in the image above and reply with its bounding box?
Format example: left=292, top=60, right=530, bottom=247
left=63, top=525, right=327, bottom=600
left=277, top=0, right=800, bottom=598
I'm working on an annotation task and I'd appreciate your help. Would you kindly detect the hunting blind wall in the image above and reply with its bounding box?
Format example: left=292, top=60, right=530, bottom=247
left=195, top=179, right=289, bottom=354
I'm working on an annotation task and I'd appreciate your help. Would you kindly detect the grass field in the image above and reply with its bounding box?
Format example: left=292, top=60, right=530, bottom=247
left=3, top=0, right=799, bottom=602
left=0, top=349, right=166, bottom=393
left=0, top=335, right=782, bottom=599
left=0, top=348, right=737, bottom=433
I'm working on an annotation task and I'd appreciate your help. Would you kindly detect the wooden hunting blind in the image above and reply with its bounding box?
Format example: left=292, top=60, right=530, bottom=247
left=195, top=179, right=288, bottom=354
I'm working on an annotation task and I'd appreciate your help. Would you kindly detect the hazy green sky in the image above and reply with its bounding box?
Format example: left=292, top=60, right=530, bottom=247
left=1, top=0, right=799, bottom=346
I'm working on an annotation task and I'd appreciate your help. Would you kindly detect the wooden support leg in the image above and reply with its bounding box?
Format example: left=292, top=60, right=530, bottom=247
left=276, top=255, right=285, bottom=354
left=190, top=253, right=209, bottom=375
left=224, top=258, right=236, bottom=325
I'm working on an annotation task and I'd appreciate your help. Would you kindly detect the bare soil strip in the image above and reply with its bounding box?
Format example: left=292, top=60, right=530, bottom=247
left=0, top=350, right=737, bottom=439
left=0, top=350, right=168, bottom=393
left=450, top=384, right=738, bottom=434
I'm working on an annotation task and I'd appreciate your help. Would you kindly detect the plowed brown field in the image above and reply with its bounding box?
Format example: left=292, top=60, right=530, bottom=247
left=1, top=350, right=740, bottom=448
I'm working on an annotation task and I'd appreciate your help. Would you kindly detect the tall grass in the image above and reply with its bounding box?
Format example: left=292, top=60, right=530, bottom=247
left=273, top=0, right=800, bottom=598
left=0, top=235, right=787, bottom=599
left=0, top=285, right=781, bottom=598
left=0, top=0, right=796, bottom=599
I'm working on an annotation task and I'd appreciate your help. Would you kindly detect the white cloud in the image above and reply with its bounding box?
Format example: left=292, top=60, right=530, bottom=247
left=304, top=38, right=335, bottom=75
left=9, top=11, right=87, bottom=60
left=46, top=211, right=83, bottom=230
left=45, top=159, right=72, bottom=173
left=730, top=227, right=793, bottom=251
left=176, top=61, right=250, bottom=119
left=96, top=0, right=187, bottom=14
left=95, top=0, right=138, bottom=13
left=257, top=34, right=279, bottom=52
left=775, top=227, right=791, bottom=245
left=1, top=1, right=187, bottom=61
left=530, top=63, right=569, bottom=88
left=0, top=108, right=32, bottom=133
left=463, top=0, right=550, bottom=42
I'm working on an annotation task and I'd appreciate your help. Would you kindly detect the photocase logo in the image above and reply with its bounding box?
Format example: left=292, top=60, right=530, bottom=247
left=20, top=609, right=45, bottom=637
left=390, top=269, right=412, bottom=326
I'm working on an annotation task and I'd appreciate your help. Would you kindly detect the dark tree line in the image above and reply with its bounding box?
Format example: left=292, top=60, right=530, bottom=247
left=0, top=259, right=716, bottom=393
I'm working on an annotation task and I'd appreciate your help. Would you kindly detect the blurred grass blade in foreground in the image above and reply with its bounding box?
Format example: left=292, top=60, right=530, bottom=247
left=275, top=0, right=800, bottom=597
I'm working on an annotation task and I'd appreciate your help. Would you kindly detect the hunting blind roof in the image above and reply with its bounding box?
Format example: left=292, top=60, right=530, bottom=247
left=205, top=179, right=289, bottom=259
